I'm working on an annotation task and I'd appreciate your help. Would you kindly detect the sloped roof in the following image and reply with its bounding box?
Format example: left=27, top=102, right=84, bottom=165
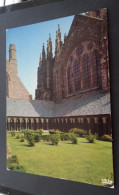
left=7, top=91, right=111, bottom=118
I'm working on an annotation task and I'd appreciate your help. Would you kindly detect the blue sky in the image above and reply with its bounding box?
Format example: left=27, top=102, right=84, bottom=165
left=6, top=15, right=74, bottom=99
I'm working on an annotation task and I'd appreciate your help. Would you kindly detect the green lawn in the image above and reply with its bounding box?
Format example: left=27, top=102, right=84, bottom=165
left=7, top=133, right=114, bottom=186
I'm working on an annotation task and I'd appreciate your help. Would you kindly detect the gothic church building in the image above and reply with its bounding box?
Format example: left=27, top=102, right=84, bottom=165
left=7, top=8, right=112, bottom=136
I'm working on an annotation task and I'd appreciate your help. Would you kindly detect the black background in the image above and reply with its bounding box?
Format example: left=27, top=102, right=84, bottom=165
left=0, top=0, right=119, bottom=194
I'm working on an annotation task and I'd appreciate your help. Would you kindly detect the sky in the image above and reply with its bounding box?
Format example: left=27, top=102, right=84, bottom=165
left=6, top=15, right=74, bottom=99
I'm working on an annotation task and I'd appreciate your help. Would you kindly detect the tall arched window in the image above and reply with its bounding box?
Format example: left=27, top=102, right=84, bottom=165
left=92, top=50, right=100, bottom=87
left=82, top=54, right=90, bottom=89
left=55, top=71, right=59, bottom=99
left=73, top=60, right=81, bottom=91
left=67, top=66, right=73, bottom=94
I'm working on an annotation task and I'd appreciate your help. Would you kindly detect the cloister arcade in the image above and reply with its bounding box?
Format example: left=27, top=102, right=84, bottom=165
left=7, top=114, right=111, bottom=136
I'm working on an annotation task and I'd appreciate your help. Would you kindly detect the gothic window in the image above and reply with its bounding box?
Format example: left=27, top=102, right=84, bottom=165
left=55, top=71, right=59, bottom=98
left=92, top=50, right=100, bottom=87
left=82, top=54, right=90, bottom=89
left=76, top=45, right=84, bottom=57
left=67, top=66, right=73, bottom=94
left=87, top=42, right=94, bottom=51
left=73, top=60, right=81, bottom=91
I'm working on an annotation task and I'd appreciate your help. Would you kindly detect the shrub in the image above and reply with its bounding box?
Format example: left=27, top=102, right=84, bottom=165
left=69, top=128, right=88, bottom=137
left=33, top=134, right=41, bottom=143
left=8, top=154, right=19, bottom=164
left=20, top=138, right=24, bottom=142
left=41, top=135, right=51, bottom=142
left=50, top=134, right=60, bottom=145
left=7, top=154, right=25, bottom=172
left=8, top=163, right=25, bottom=172
left=26, top=134, right=35, bottom=146
left=60, top=133, right=72, bottom=141
left=16, top=135, right=20, bottom=139
left=22, top=129, right=28, bottom=136
left=11, top=130, right=15, bottom=137
left=85, top=130, right=97, bottom=143
left=70, top=134, right=78, bottom=144
left=24, top=130, right=32, bottom=139
left=101, top=134, right=112, bottom=142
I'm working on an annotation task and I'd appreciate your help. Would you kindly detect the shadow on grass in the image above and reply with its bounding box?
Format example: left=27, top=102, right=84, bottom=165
left=81, top=141, right=97, bottom=144
left=45, top=143, right=59, bottom=146
left=65, top=142, right=78, bottom=145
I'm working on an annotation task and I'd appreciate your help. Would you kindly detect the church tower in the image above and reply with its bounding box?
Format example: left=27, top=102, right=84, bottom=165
left=9, top=44, right=17, bottom=73
left=6, top=44, right=32, bottom=100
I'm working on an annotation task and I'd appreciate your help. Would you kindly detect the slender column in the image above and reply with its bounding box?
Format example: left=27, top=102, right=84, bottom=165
left=46, top=119, right=49, bottom=130
left=19, top=118, right=22, bottom=130
left=14, top=118, right=17, bottom=130
left=25, top=118, right=28, bottom=130
left=31, top=118, right=34, bottom=130
left=41, top=118, right=44, bottom=129
left=102, top=117, right=107, bottom=124
left=87, top=117, right=91, bottom=124
left=94, top=117, right=99, bottom=124
left=36, top=118, right=39, bottom=130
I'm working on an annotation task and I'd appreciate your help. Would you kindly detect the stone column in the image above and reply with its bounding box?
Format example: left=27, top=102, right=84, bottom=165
left=46, top=119, right=49, bottom=130
left=41, top=118, right=44, bottom=129
left=31, top=118, right=34, bottom=130
left=36, top=118, right=39, bottom=130
left=19, top=118, right=22, bottom=130
left=25, top=118, right=28, bottom=130
left=87, top=117, right=91, bottom=124
left=14, top=118, right=17, bottom=130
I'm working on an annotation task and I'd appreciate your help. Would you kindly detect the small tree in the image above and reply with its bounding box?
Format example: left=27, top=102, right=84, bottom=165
left=70, top=134, right=78, bottom=144
left=11, top=130, right=15, bottom=137
left=85, top=130, right=97, bottom=143
left=50, top=134, right=60, bottom=145
left=26, top=133, right=35, bottom=146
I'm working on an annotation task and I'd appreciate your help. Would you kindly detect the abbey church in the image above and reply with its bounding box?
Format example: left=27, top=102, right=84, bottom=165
left=6, top=8, right=112, bottom=136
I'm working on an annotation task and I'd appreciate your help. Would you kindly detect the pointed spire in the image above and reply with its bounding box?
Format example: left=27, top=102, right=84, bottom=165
left=64, top=33, right=67, bottom=42
left=47, top=33, right=53, bottom=58
left=55, top=24, right=62, bottom=57
left=58, top=24, right=60, bottom=31
left=39, top=54, right=42, bottom=66
left=42, top=43, right=46, bottom=61
left=57, top=24, right=61, bottom=42
left=49, top=33, right=51, bottom=41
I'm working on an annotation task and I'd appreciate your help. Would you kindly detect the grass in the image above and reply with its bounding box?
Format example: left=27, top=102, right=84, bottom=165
left=7, top=133, right=114, bottom=186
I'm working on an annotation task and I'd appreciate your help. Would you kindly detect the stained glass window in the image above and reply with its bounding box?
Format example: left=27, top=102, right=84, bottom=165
left=82, top=54, right=90, bottom=89
left=92, top=50, right=100, bottom=87
left=73, top=60, right=81, bottom=91
left=67, top=66, right=73, bottom=94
